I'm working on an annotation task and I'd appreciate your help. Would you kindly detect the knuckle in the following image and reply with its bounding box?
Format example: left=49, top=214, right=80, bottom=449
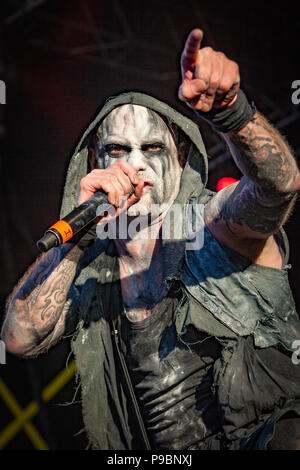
left=229, top=59, right=239, bottom=73
left=203, top=46, right=213, bottom=54
left=216, top=51, right=226, bottom=60
left=115, top=160, right=128, bottom=172
left=80, top=176, right=88, bottom=189
left=109, top=174, right=118, bottom=184
left=195, top=67, right=209, bottom=82
left=231, top=59, right=239, bottom=69
left=199, top=75, right=210, bottom=87
left=117, top=158, right=128, bottom=167
left=108, top=162, right=119, bottom=171
left=209, top=77, right=219, bottom=89
left=219, top=78, right=233, bottom=92
left=109, top=168, right=124, bottom=179
left=108, top=167, right=118, bottom=175
left=129, top=169, right=137, bottom=180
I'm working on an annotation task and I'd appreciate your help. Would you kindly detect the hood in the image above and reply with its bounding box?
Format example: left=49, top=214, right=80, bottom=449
left=60, top=92, right=209, bottom=219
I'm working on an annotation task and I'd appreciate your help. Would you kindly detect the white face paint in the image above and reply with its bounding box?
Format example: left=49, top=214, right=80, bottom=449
left=96, top=104, right=183, bottom=218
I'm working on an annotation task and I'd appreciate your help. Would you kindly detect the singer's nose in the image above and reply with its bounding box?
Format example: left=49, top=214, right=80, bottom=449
left=127, top=149, right=147, bottom=172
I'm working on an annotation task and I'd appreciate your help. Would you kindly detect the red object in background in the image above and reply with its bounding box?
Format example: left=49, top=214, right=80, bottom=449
left=216, top=177, right=238, bottom=192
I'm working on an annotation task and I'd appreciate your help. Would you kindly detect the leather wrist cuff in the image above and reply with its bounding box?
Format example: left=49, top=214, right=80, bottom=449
left=195, top=89, right=256, bottom=133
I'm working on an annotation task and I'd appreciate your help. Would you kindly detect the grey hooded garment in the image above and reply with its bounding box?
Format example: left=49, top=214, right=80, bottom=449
left=60, top=92, right=300, bottom=450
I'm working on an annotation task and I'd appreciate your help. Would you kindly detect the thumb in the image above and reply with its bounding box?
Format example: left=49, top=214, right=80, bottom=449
left=178, top=78, right=207, bottom=103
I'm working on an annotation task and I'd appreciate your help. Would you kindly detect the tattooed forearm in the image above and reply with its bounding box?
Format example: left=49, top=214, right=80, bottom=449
left=210, top=177, right=296, bottom=235
left=225, top=111, right=300, bottom=199
left=1, top=243, right=84, bottom=356
left=209, top=111, right=300, bottom=236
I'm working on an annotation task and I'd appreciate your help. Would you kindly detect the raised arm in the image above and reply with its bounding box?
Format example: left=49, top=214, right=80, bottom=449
left=179, top=29, right=300, bottom=265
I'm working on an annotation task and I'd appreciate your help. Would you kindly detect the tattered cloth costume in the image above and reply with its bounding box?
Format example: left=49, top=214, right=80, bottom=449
left=60, top=93, right=300, bottom=450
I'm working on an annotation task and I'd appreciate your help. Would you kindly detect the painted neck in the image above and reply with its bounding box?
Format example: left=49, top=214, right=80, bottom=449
left=113, top=204, right=171, bottom=262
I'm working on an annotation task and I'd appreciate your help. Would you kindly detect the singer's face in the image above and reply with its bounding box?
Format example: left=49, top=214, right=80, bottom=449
left=95, top=105, right=183, bottom=217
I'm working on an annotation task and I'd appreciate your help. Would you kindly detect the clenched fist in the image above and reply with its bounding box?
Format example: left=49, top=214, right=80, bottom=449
left=178, top=29, right=240, bottom=112
left=78, top=159, right=144, bottom=213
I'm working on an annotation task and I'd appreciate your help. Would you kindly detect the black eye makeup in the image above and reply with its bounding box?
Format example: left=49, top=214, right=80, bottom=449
left=105, top=144, right=130, bottom=156
left=104, top=142, right=166, bottom=157
left=141, top=142, right=165, bottom=153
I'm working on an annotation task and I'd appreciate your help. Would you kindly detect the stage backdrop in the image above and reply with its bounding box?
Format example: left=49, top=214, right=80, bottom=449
left=0, top=0, right=299, bottom=449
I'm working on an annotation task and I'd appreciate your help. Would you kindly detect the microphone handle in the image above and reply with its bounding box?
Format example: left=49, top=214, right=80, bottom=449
left=36, top=190, right=111, bottom=252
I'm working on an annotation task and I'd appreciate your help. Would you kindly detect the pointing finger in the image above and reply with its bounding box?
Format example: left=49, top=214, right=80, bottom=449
left=181, top=28, right=204, bottom=79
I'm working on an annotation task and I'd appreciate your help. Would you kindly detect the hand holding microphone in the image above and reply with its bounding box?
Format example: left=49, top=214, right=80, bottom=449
left=36, top=161, right=144, bottom=252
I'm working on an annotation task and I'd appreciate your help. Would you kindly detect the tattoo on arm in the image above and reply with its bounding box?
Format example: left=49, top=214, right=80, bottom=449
left=210, top=177, right=297, bottom=235
left=227, top=112, right=299, bottom=197
left=210, top=111, right=300, bottom=236
left=2, top=243, right=83, bottom=356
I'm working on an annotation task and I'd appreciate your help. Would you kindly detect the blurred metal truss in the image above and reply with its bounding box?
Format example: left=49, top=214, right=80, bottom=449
left=2, top=0, right=180, bottom=81
left=2, top=0, right=49, bottom=25
left=2, top=0, right=300, bottom=166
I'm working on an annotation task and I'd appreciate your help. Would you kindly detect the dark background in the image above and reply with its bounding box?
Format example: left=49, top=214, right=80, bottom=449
left=0, top=0, right=299, bottom=450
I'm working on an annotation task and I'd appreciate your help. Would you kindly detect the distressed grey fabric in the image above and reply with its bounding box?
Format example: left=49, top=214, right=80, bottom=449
left=119, top=281, right=223, bottom=450
left=183, top=221, right=299, bottom=349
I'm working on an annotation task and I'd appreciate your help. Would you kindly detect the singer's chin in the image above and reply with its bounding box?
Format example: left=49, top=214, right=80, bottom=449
left=127, top=192, right=152, bottom=217
left=127, top=202, right=150, bottom=217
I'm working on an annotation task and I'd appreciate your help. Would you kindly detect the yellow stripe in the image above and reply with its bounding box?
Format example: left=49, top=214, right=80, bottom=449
left=0, top=379, right=48, bottom=449
left=0, top=359, right=76, bottom=449
left=0, top=401, right=38, bottom=449
left=24, top=423, right=49, bottom=450
left=42, top=359, right=76, bottom=402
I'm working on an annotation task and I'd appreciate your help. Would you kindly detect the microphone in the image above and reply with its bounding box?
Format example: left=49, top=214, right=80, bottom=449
left=36, top=188, right=129, bottom=253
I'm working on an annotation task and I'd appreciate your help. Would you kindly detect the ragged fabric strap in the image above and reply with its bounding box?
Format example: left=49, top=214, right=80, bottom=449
left=195, top=89, right=256, bottom=133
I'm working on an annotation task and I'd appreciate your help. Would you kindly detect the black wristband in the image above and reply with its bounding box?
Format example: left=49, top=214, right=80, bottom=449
left=195, top=89, right=256, bottom=133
